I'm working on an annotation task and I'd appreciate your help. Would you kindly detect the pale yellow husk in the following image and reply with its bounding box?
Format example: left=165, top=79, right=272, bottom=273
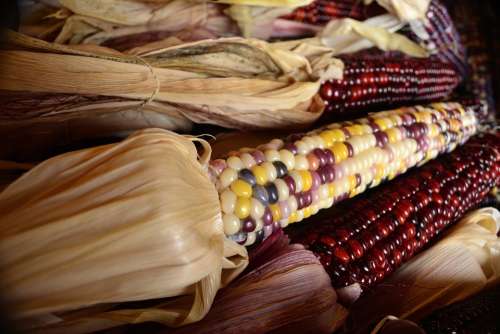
left=1, top=30, right=337, bottom=131
left=349, top=207, right=500, bottom=328
left=275, top=14, right=429, bottom=58
left=52, top=0, right=237, bottom=46
left=0, top=129, right=248, bottom=332
left=364, top=0, right=432, bottom=21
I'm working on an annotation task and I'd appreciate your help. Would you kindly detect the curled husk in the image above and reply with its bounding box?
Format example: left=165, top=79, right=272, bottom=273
left=0, top=129, right=248, bottom=333
left=170, top=242, right=340, bottom=334
left=275, top=14, right=428, bottom=58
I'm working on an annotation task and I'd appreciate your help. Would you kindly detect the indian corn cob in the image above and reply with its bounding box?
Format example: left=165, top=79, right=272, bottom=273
left=292, top=133, right=500, bottom=289
left=320, top=56, right=460, bottom=115
left=210, top=102, right=477, bottom=247
left=281, top=0, right=373, bottom=24
left=420, top=283, right=500, bottom=334
left=403, top=0, right=467, bottom=77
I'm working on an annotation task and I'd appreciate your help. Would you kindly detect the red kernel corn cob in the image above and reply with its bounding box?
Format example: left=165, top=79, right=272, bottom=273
left=210, top=102, right=477, bottom=247
left=292, top=134, right=500, bottom=289
left=282, top=0, right=369, bottom=24
left=320, top=56, right=461, bottom=115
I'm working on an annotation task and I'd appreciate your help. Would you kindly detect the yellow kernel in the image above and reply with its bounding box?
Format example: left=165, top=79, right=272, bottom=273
left=349, top=175, right=357, bottom=190
left=385, top=128, right=399, bottom=143
left=374, top=118, right=389, bottom=131
left=288, top=211, right=298, bottom=224
left=320, top=130, right=335, bottom=147
left=269, top=204, right=281, bottom=221
left=299, top=170, right=313, bottom=192
left=346, top=125, right=363, bottom=136
left=251, top=165, right=267, bottom=185
left=330, top=129, right=346, bottom=142
left=330, top=142, right=348, bottom=163
left=303, top=206, right=312, bottom=219
left=328, top=183, right=335, bottom=197
left=375, top=164, right=385, bottom=180
left=234, top=197, right=251, bottom=219
left=230, top=179, right=252, bottom=198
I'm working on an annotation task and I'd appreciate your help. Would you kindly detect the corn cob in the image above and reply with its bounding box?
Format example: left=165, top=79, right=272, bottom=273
left=320, top=56, right=460, bottom=115
left=403, top=0, right=467, bottom=77
left=292, top=133, right=499, bottom=289
left=210, top=102, right=477, bottom=247
left=281, top=0, right=369, bottom=24
left=420, top=283, right=500, bottom=334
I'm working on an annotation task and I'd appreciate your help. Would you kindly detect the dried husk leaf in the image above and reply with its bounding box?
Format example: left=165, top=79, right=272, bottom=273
left=225, top=4, right=295, bottom=39
left=53, top=1, right=236, bottom=48
left=0, top=30, right=341, bottom=129
left=345, top=207, right=500, bottom=334
left=275, top=14, right=428, bottom=58
left=0, top=129, right=248, bottom=331
left=364, top=0, right=432, bottom=21
left=168, top=244, right=339, bottom=334
left=206, top=0, right=313, bottom=6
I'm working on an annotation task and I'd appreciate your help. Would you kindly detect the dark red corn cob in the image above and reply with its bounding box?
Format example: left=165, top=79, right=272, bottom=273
left=319, top=56, right=460, bottom=116
left=282, top=0, right=371, bottom=24
left=291, top=133, right=500, bottom=290
left=402, top=0, right=467, bottom=78
left=420, top=284, right=500, bottom=334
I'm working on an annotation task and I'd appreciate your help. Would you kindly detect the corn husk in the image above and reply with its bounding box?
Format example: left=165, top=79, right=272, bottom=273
left=0, top=128, right=248, bottom=333
left=364, top=0, right=431, bottom=21
left=345, top=207, right=500, bottom=334
left=275, top=14, right=428, bottom=58
left=0, top=30, right=341, bottom=160
left=169, top=243, right=340, bottom=334
left=52, top=0, right=238, bottom=49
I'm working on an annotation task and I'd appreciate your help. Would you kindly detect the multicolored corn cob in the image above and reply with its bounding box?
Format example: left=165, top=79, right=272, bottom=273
left=403, top=0, right=467, bottom=77
left=320, top=56, right=460, bottom=115
left=292, top=133, right=499, bottom=289
left=210, top=102, right=477, bottom=247
left=281, top=0, right=369, bottom=24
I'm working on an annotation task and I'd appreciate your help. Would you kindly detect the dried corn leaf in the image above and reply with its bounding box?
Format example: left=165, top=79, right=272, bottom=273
left=168, top=244, right=339, bottom=334
left=0, top=31, right=339, bottom=160
left=364, top=0, right=431, bottom=21
left=275, top=14, right=428, bottom=58
left=346, top=207, right=500, bottom=333
left=206, top=0, right=314, bottom=6
left=0, top=129, right=248, bottom=332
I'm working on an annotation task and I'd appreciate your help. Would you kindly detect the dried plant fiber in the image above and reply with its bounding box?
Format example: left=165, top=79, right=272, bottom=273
left=0, top=129, right=248, bottom=333
left=1, top=30, right=337, bottom=130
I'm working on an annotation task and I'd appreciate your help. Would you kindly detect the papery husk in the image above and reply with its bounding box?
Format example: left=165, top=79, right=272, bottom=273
left=225, top=4, right=295, bottom=39
left=275, top=14, right=428, bottom=58
left=53, top=1, right=237, bottom=48
left=345, top=207, right=500, bottom=334
left=364, top=0, right=431, bottom=21
left=0, top=31, right=339, bottom=159
left=0, top=128, right=248, bottom=332
left=168, top=243, right=340, bottom=334
left=206, top=0, right=313, bottom=6
left=0, top=91, right=193, bottom=161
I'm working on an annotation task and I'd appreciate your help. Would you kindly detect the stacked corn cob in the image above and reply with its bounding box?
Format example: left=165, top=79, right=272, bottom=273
left=292, top=134, right=499, bottom=289
left=281, top=0, right=369, bottom=24
left=420, top=283, right=500, bottom=334
left=403, top=0, right=467, bottom=77
left=210, top=102, right=477, bottom=247
left=320, top=56, right=460, bottom=115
